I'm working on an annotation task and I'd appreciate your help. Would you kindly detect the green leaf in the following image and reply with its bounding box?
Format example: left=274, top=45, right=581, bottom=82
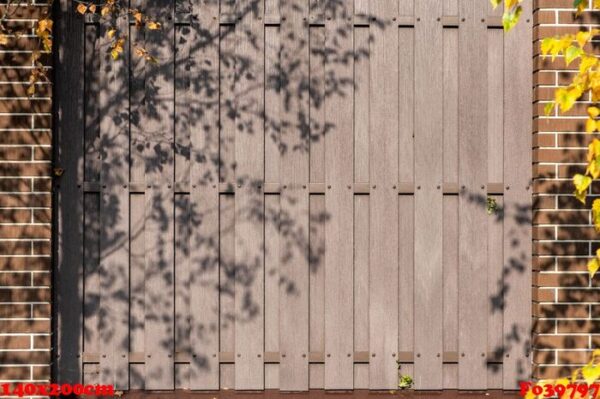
left=544, top=102, right=554, bottom=116
left=565, top=45, right=584, bottom=66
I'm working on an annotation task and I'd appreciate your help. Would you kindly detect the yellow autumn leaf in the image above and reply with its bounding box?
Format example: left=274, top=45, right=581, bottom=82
left=555, top=87, right=581, bottom=112
left=147, top=21, right=161, bottom=30
left=579, top=54, right=598, bottom=73
left=589, top=106, right=600, bottom=118
left=576, top=31, right=592, bottom=47
left=588, top=257, right=600, bottom=279
left=27, top=84, right=36, bottom=96
left=133, top=11, right=143, bottom=25
left=593, top=199, right=600, bottom=233
left=574, top=173, right=592, bottom=204
left=107, top=29, right=116, bottom=39
left=76, top=3, right=87, bottom=14
left=0, top=34, right=8, bottom=46
left=101, top=6, right=111, bottom=16
left=541, top=38, right=554, bottom=56
left=587, top=118, right=597, bottom=133
left=595, top=0, right=600, bottom=8
left=502, top=6, right=522, bottom=31
left=88, top=4, right=96, bottom=13
left=544, top=102, right=555, bottom=116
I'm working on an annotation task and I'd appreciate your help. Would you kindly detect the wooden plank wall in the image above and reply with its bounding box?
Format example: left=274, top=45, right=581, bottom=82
left=54, top=0, right=532, bottom=391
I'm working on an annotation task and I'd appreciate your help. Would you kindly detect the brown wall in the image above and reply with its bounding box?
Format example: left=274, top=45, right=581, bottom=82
left=532, top=0, right=600, bottom=381
left=0, top=1, right=52, bottom=386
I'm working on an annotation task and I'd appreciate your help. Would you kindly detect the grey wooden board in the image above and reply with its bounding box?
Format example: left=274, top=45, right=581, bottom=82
left=219, top=195, right=235, bottom=389
left=488, top=195, right=503, bottom=380
left=99, top=187, right=129, bottom=389
left=98, top=12, right=130, bottom=388
left=414, top=1, right=443, bottom=390
left=443, top=195, right=459, bottom=389
left=398, top=27, right=414, bottom=184
left=84, top=24, right=100, bottom=182
left=83, top=193, right=100, bottom=355
left=354, top=27, right=370, bottom=184
left=398, top=196, right=414, bottom=356
left=309, top=27, right=326, bottom=389
left=234, top=0, right=265, bottom=389
left=265, top=195, right=280, bottom=389
left=502, top=0, right=532, bottom=389
left=265, top=25, right=281, bottom=389
left=265, top=25, right=281, bottom=185
left=279, top=0, right=310, bottom=390
left=324, top=7, right=354, bottom=390
left=130, top=193, right=145, bottom=358
left=309, top=195, right=325, bottom=389
left=83, top=24, right=100, bottom=358
left=188, top=0, right=221, bottom=389
left=443, top=28, right=459, bottom=184
left=129, top=25, right=146, bottom=183
left=142, top=0, right=175, bottom=389
left=354, top=196, right=369, bottom=360
left=458, top=0, right=489, bottom=390
left=55, top=0, right=84, bottom=385
left=488, top=30, right=504, bottom=184
left=309, top=26, right=325, bottom=185
left=144, top=186, right=175, bottom=389
left=174, top=194, right=191, bottom=388
left=369, top=0, right=399, bottom=389
left=219, top=25, right=236, bottom=185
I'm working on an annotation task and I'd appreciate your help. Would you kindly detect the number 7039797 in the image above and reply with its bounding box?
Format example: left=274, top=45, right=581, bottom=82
left=520, top=381, right=600, bottom=398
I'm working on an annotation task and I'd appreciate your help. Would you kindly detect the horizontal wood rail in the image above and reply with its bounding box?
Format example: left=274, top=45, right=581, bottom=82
left=83, top=14, right=504, bottom=29
left=77, top=351, right=504, bottom=365
left=70, top=181, right=513, bottom=195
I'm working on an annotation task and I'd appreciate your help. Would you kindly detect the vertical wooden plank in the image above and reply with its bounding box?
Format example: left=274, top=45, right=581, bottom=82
left=174, top=24, right=191, bottom=389
left=354, top=27, right=370, bottom=389
left=265, top=26, right=280, bottom=186
left=265, top=23, right=281, bottom=390
left=265, top=195, right=280, bottom=389
left=97, top=11, right=130, bottom=389
left=309, top=26, right=325, bottom=185
left=220, top=25, right=236, bottom=186
left=279, top=0, right=310, bottom=391
left=144, top=0, right=175, bottom=389
left=369, top=0, right=398, bottom=389
left=188, top=0, right=220, bottom=389
left=488, top=196, right=504, bottom=387
left=234, top=0, right=265, bottom=389
left=83, top=24, right=100, bottom=363
left=309, top=195, right=326, bottom=389
left=503, top=0, right=532, bottom=389
left=488, top=29, right=504, bottom=184
left=54, top=0, right=84, bottom=385
left=443, top=28, right=458, bottom=185
left=398, top=195, right=414, bottom=379
left=442, top=23, right=459, bottom=390
left=220, top=195, right=235, bottom=390
left=354, top=196, right=369, bottom=389
left=398, top=28, right=414, bottom=184
left=443, top=196, right=459, bottom=389
left=324, top=1, right=354, bottom=390
left=309, top=26, right=325, bottom=389
left=413, top=0, right=443, bottom=390
left=354, top=27, right=369, bottom=184
left=458, top=0, right=488, bottom=390
left=129, top=24, right=146, bottom=388
left=219, top=27, right=236, bottom=391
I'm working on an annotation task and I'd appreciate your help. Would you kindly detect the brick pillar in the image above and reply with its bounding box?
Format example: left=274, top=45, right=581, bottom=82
left=533, top=0, right=600, bottom=380
left=0, top=1, right=51, bottom=386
